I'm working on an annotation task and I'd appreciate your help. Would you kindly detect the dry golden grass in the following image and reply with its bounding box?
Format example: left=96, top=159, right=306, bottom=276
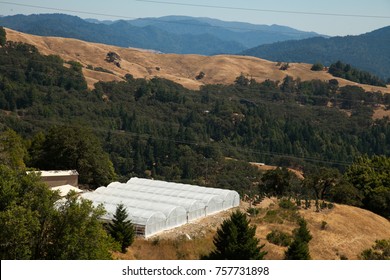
left=113, top=233, right=215, bottom=260
left=115, top=199, right=390, bottom=260
left=5, top=28, right=390, bottom=94
left=250, top=162, right=305, bottom=179
left=299, top=204, right=390, bottom=260
left=373, top=105, right=390, bottom=120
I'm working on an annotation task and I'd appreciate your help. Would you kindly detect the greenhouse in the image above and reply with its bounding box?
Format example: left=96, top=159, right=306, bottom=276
left=81, top=178, right=240, bottom=237
left=128, top=178, right=240, bottom=209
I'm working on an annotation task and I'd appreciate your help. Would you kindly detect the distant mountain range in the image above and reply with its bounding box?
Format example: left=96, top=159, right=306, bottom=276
left=0, top=13, right=322, bottom=55
left=1, top=13, right=388, bottom=79
left=242, top=26, right=390, bottom=79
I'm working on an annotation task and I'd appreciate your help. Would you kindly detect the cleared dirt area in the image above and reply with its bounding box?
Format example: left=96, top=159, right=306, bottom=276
left=6, top=28, right=390, bottom=94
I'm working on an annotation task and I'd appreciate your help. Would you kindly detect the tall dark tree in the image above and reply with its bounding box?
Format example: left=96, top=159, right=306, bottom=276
left=0, top=26, right=6, bottom=46
left=260, top=167, right=299, bottom=197
left=108, top=204, right=135, bottom=253
left=30, top=126, right=116, bottom=188
left=203, top=210, right=267, bottom=260
left=285, top=218, right=312, bottom=260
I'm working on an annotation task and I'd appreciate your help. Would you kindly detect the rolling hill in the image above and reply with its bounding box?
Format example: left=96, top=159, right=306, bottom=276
left=242, top=26, right=390, bottom=80
left=5, top=28, right=389, bottom=94
left=114, top=199, right=390, bottom=260
left=0, top=13, right=322, bottom=55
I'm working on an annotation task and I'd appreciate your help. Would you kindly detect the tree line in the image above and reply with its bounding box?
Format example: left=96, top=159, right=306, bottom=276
left=0, top=32, right=389, bottom=259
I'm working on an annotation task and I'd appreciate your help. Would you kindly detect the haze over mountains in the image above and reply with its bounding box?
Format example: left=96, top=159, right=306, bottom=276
left=0, top=14, right=390, bottom=79
left=0, top=13, right=322, bottom=55
left=0, top=13, right=388, bottom=80
left=242, top=26, right=390, bottom=79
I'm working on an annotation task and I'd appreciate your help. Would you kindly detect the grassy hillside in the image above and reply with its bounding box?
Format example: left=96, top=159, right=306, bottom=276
left=5, top=28, right=390, bottom=94
left=242, top=26, right=390, bottom=80
left=114, top=199, right=390, bottom=260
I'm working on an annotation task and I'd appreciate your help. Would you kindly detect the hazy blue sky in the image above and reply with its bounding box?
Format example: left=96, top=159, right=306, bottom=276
left=0, top=0, right=389, bottom=36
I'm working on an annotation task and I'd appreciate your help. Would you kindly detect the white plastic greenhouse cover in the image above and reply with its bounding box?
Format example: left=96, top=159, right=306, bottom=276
left=83, top=179, right=240, bottom=237
left=128, top=178, right=240, bottom=209
left=111, top=182, right=225, bottom=214
left=82, top=191, right=187, bottom=228
left=95, top=187, right=206, bottom=221
left=81, top=192, right=167, bottom=236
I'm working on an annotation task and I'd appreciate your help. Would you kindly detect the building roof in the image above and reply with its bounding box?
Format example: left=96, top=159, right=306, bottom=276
left=51, top=184, right=83, bottom=197
left=27, top=170, right=79, bottom=177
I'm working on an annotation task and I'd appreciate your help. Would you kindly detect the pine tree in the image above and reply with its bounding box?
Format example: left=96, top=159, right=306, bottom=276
left=284, top=218, right=312, bottom=260
left=108, top=204, right=135, bottom=253
left=203, top=210, right=267, bottom=260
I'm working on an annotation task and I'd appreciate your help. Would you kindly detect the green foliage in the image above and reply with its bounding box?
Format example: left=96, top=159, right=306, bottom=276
left=266, top=229, right=292, bottom=246
left=93, top=67, right=114, bottom=74
left=260, top=168, right=301, bottom=198
left=311, top=63, right=324, bottom=71
left=303, top=167, right=341, bottom=200
left=345, top=155, right=390, bottom=217
left=262, top=207, right=301, bottom=224
left=0, top=26, right=6, bottom=46
left=203, top=210, right=267, bottom=260
left=107, top=203, right=135, bottom=253
left=49, top=194, right=116, bottom=259
left=284, top=218, right=312, bottom=260
left=29, top=126, right=116, bottom=188
left=329, top=61, right=386, bottom=87
left=360, top=239, right=390, bottom=260
left=0, top=165, right=115, bottom=259
left=279, top=63, right=290, bottom=71
left=0, top=129, right=27, bottom=169
left=242, top=27, right=390, bottom=80
left=279, top=198, right=297, bottom=210
left=0, top=40, right=389, bottom=196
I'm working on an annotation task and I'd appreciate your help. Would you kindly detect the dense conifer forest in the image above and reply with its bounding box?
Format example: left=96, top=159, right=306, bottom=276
left=0, top=28, right=389, bottom=212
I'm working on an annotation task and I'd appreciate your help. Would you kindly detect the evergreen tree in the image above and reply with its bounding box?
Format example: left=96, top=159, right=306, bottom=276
left=0, top=26, right=6, bottom=46
left=31, top=126, right=116, bottom=188
left=108, top=204, right=135, bottom=253
left=203, top=210, right=267, bottom=260
left=284, top=218, right=312, bottom=260
left=0, top=129, right=27, bottom=169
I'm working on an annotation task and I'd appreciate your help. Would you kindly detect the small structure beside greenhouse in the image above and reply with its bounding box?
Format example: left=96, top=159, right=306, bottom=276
left=80, top=178, right=240, bottom=237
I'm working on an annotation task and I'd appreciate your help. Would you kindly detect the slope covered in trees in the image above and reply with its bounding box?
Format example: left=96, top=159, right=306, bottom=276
left=1, top=32, right=390, bottom=260
left=1, top=37, right=389, bottom=189
left=242, top=26, right=390, bottom=80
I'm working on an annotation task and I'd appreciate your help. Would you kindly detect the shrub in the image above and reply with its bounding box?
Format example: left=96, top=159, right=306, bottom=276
left=93, top=67, right=114, bottom=74
left=279, top=63, right=290, bottom=70
left=266, top=230, right=292, bottom=247
left=360, top=239, right=390, bottom=260
left=279, top=198, right=296, bottom=210
left=311, top=63, right=324, bottom=71
left=196, top=71, right=205, bottom=80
